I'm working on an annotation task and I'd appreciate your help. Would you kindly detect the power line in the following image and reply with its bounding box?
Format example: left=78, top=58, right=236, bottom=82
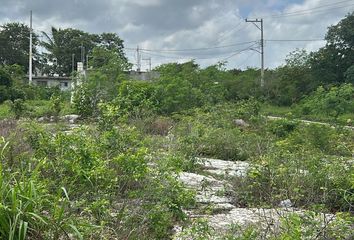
left=220, top=42, right=259, bottom=61
left=125, top=40, right=258, bottom=53
left=258, top=0, right=354, bottom=18
left=138, top=52, right=184, bottom=60
left=124, top=37, right=326, bottom=66
left=265, top=39, right=325, bottom=42
left=239, top=51, right=257, bottom=69
left=271, top=0, right=354, bottom=16
left=136, top=43, right=258, bottom=61
left=213, top=21, right=247, bottom=45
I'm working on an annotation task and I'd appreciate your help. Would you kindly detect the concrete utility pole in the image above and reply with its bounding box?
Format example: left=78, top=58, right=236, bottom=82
left=245, top=18, right=264, bottom=87
left=80, top=45, right=85, bottom=67
left=86, top=55, right=89, bottom=70
left=71, top=54, right=75, bottom=75
left=136, top=45, right=141, bottom=72
left=70, top=53, right=75, bottom=104
left=29, top=10, right=33, bottom=85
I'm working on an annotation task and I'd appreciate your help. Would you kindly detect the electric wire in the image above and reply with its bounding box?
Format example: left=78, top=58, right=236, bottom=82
left=270, top=0, right=354, bottom=16
left=265, top=39, right=325, bottom=42
left=130, top=42, right=258, bottom=62
left=256, top=0, right=354, bottom=19
left=213, top=21, right=246, bottom=45
left=125, top=40, right=258, bottom=53
left=238, top=51, right=257, bottom=68
left=221, top=42, right=259, bottom=62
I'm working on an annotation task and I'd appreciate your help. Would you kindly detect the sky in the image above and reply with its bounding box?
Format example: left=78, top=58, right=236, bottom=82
left=0, top=0, right=353, bottom=71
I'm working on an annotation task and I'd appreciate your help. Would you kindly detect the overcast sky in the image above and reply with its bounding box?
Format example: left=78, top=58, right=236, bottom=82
left=0, top=0, right=353, bottom=70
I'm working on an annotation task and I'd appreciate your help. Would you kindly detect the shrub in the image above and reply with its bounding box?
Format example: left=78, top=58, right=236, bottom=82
left=268, top=119, right=298, bottom=138
left=9, top=99, right=25, bottom=119
left=50, top=94, right=62, bottom=119
left=297, top=84, right=354, bottom=119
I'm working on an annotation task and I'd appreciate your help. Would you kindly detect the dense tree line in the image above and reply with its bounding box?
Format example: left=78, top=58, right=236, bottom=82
left=72, top=11, right=354, bottom=118
left=1, top=12, right=354, bottom=114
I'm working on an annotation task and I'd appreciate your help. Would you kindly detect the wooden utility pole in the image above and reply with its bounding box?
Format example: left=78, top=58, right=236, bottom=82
left=245, top=18, right=264, bottom=87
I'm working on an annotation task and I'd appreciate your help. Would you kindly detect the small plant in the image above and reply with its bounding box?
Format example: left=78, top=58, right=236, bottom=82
left=8, top=99, right=25, bottom=119
left=175, top=219, right=213, bottom=240
left=50, top=94, right=62, bottom=120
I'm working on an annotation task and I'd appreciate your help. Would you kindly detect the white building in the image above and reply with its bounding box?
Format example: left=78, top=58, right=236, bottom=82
left=32, top=76, right=72, bottom=91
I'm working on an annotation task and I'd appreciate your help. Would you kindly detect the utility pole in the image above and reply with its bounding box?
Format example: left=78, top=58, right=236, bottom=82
left=143, top=57, right=151, bottom=71
left=136, top=45, right=141, bottom=72
left=29, top=10, right=33, bottom=85
left=72, top=54, right=75, bottom=75
left=80, top=45, right=85, bottom=67
left=86, top=55, right=89, bottom=70
left=245, top=18, right=264, bottom=87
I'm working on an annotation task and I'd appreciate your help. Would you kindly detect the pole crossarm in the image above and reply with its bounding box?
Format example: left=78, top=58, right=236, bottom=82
left=245, top=18, right=264, bottom=88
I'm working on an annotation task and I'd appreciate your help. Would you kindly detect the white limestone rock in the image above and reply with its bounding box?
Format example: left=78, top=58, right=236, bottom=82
left=63, top=114, right=80, bottom=123
left=200, top=158, right=250, bottom=177
left=233, top=119, right=249, bottom=128
left=279, top=199, right=293, bottom=208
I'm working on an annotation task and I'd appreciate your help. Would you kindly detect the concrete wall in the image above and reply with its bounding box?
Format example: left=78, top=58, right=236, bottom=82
left=128, top=71, right=160, bottom=81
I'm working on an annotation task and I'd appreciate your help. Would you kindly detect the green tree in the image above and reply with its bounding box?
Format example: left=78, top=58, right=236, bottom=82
left=156, top=75, right=204, bottom=114
left=89, top=46, right=131, bottom=78
left=72, top=47, right=130, bottom=118
left=0, top=67, right=12, bottom=87
left=41, top=27, right=98, bottom=76
left=271, top=49, right=314, bottom=105
left=344, top=65, right=354, bottom=83
left=197, top=63, right=227, bottom=104
left=98, top=33, right=128, bottom=63
left=225, top=68, right=262, bottom=101
left=0, top=22, right=39, bottom=71
left=310, top=12, right=354, bottom=85
left=155, top=61, right=227, bottom=109
left=41, top=28, right=128, bottom=76
left=0, top=67, right=12, bottom=103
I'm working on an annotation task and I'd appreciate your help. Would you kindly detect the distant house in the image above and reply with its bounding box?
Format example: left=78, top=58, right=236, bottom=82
left=28, top=68, right=158, bottom=92
left=32, top=76, right=72, bottom=91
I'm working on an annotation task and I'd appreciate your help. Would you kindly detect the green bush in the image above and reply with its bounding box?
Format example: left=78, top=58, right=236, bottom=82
left=297, top=84, right=354, bottom=119
left=268, top=119, right=298, bottom=138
